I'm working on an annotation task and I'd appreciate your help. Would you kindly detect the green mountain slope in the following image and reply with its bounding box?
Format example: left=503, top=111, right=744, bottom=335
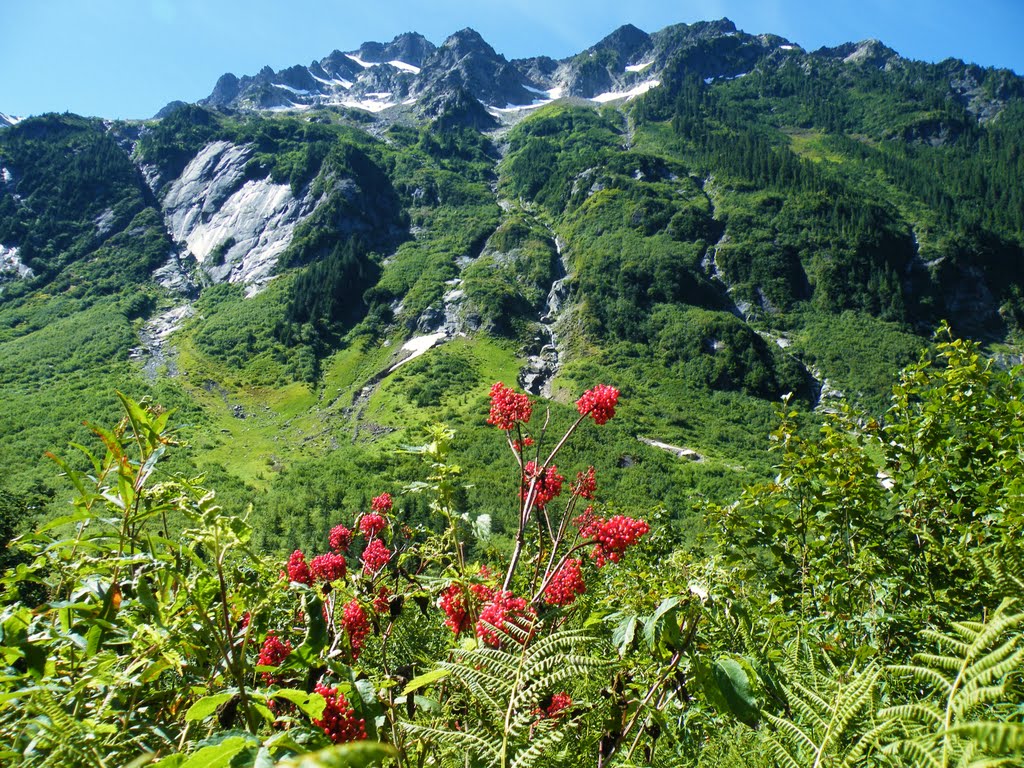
left=1, top=24, right=1022, bottom=553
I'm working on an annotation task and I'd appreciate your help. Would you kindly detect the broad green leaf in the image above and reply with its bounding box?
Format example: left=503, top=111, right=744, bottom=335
left=184, top=692, right=237, bottom=722
left=402, top=667, right=449, bottom=695
left=713, top=657, right=760, bottom=727
left=179, top=736, right=256, bottom=768
left=271, top=689, right=326, bottom=720
left=275, top=742, right=397, bottom=768
left=611, top=613, right=638, bottom=656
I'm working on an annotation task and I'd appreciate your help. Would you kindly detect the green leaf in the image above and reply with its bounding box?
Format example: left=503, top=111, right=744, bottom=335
left=85, top=624, right=103, bottom=658
left=611, top=613, right=638, bottom=656
left=271, top=689, right=326, bottom=720
left=713, top=657, right=760, bottom=727
left=402, top=668, right=449, bottom=695
left=275, top=742, right=398, bottom=768
left=179, top=736, right=256, bottom=768
left=184, top=692, right=237, bottom=722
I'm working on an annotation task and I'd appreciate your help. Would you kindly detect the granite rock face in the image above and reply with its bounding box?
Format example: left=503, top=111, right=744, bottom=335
left=160, top=141, right=320, bottom=294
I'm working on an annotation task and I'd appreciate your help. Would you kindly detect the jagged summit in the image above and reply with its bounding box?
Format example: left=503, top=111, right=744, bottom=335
left=186, top=19, right=768, bottom=118
left=815, top=39, right=900, bottom=68
left=168, top=18, right=1020, bottom=128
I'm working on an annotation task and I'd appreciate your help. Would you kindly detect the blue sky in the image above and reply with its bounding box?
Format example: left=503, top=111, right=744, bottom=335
left=2, top=0, right=1023, bottom=120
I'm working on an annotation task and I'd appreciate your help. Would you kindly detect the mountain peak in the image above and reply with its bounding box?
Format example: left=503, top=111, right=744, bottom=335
left=589, top=23, right=651, bottom=61
left=354, top=32, right=436, bottom=66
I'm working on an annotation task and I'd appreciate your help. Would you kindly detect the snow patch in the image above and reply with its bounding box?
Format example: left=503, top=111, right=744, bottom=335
left=590, top=79, right=660, bottom=103
left=638, top=437, right=702, bottom=461
left=388, top=60, right=421, bottom=74
left=0, top=112, right=24, bottom=126
left=489, top=84, right=566, bottom=113
left=625, top=61, right=653, bottom=72
left=390, top=331, right=447, bottom=370
left=345, top=53, right=377, bottom=68
left=272, top=83, right=311, bottom=96
left=779, top=45, right=796, bottom=51
left=309, top=71, right=354, bottom=89
left=337, top=93, right=396, bottom=112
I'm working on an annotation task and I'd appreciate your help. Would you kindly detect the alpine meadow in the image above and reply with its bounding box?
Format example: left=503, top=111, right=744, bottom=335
left=1, top=16, right=1023, bottom=768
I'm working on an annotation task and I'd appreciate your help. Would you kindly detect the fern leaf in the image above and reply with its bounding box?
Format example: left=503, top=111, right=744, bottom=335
left=401, top=722, right=502, bottom=763
left=763, top=710, right=819, bottom=755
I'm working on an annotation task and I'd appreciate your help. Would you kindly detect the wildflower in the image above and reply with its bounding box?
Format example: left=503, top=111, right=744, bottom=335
left=576, top=384, right=620, bottom=425
left=309, top=552, right=347, bottom=583
left=329, top=524, right=353, bottom=553
left=341, top=600, right=370, bottom=659
left=573, top=466, right=597, bottom=499
left=286, top=550, right=312, bottom=586
left=371, top=492, right=393, bottom=513
left=477, top=591, right=536, bottom=647
left=359, top=513, right=388, bottom=539
left=487, top=382, right=532, bottom=430
left=313, top=684, right=367, bottom=743
left=543, top=559, right=586, bottom=606
left=362, top=538, right=392, bottom=574
left=522, top=461, right=564, bottom=509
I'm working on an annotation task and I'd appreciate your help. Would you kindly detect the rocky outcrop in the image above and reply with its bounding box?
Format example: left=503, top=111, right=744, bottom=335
left=0, top=243, right=33, bottom=293
left=160, top=141, right=320, bottom=294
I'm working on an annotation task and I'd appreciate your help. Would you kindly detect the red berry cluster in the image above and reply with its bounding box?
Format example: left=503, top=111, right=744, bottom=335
left=359, top=513, right=388, bottom=539
left=576, top=384, right=620, bottom=425
left=573, top=466, right=597, bottom=499
left=257, top=632, right=292, bottom=684
left=286, top=550, right=312, bottom=585
left=371, top=493, right=393, bottom=513
left=329, top=524, right=353, bottom=553
left=589, top=515, right=650, bottom=567
left=342, top=599, right=370, bottom=659
left=543, top=559, right=586, bottom=606
left=362, top=538, right=392, bottom=574
left=313, top=684, right=367, bottom=744
left=487, top=382, right=532, bottom=430
left=512, top=436, right=535, bottom=453
left=310, top=552, right=347, bottom=583
left=373, top=586, right=391, bottom=615
left=477, top=591, right=536, bottom=647
left=439, top=583, right=469, bottom=634
left=573, top=506, right=600, bottom=537
left=522, top=461, right=565, bottom=509
left=545, top=691, right=572, bottom=717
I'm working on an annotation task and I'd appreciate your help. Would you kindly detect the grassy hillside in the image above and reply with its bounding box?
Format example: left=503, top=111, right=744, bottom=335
left=2, top=41, right=1023, bottom=553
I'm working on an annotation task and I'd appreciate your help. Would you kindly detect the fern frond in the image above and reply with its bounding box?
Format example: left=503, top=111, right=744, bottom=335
left=880, top=703, right=946, bottom=728
left=947, top=723, right=1024, bottom=754
left=913, top=653, right=966, bottom=674
left=509, top=721, right=570, bottom=768
left=763, top=710, right=819, bottom=755
left=401, top=722, right=503, bottom=763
